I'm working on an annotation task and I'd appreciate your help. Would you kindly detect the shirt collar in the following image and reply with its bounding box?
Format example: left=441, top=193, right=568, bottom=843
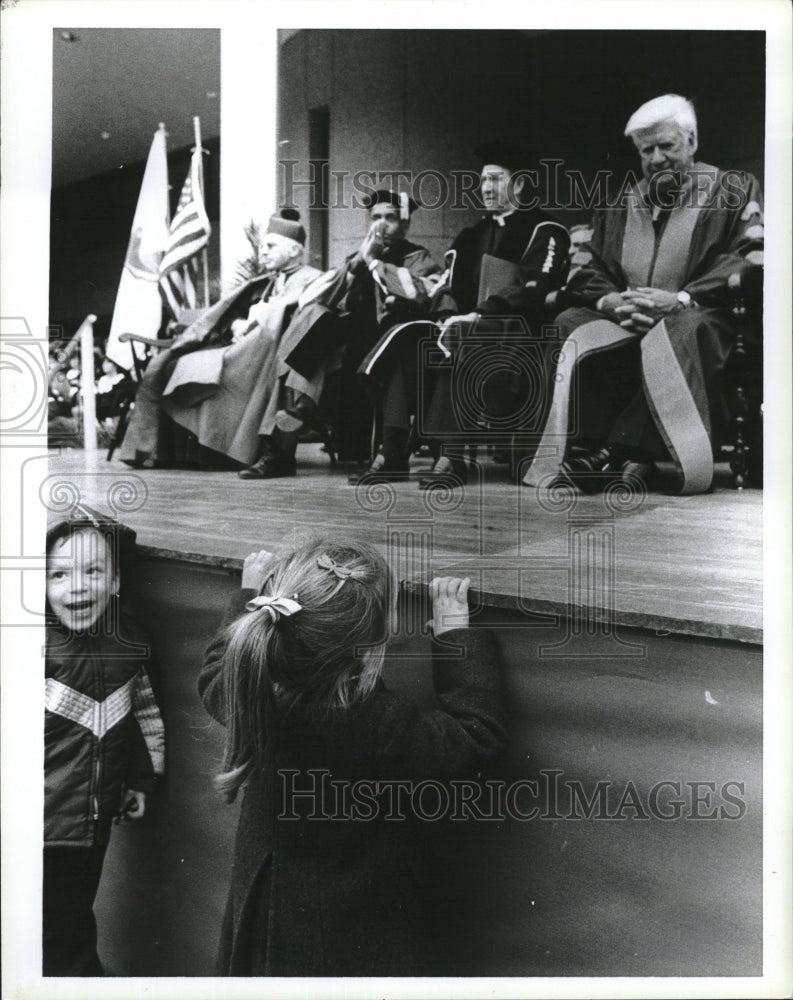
left=491, top=208, right=516, bottom=227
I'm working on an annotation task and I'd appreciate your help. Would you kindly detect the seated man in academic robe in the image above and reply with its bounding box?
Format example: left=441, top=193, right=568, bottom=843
left=118, top=210, right=320, bottom=468
left=237, top=188, right=441, bottom=479
left=522, top=94, right=764, bottom=495
left=349, top=141, right=571, bottom=488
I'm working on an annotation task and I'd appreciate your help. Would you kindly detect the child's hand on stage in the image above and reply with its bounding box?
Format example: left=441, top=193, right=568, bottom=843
left=430, top=576, right=471, bottom=635
left=242, top=549, right=277, bottom=591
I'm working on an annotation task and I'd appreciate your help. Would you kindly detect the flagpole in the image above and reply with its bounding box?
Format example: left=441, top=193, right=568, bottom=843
left=193, top=115, right=211, bottom=307
left=78, top=314, right=98, bottom=451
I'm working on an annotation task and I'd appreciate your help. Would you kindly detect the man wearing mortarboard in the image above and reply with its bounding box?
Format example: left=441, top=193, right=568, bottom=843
left=351, top=141, right=571, bottom=487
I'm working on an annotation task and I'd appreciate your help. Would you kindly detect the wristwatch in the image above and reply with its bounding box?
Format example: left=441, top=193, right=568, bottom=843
left=676, top=290, right=693, bottom=308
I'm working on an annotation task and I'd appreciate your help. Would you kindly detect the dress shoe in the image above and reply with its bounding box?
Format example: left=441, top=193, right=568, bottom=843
left=620, top=459, right=658, bottom=490
left=417, top=455, right=468, bottom=490
left=552, top=446, right=617, bottom=493
left=347, top=452, right=408, bottom=485
left=238, top=456, right=296, bottom=480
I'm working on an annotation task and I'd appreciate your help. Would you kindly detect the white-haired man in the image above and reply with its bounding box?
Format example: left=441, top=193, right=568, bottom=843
left=523, top=94, right=764, bottom=494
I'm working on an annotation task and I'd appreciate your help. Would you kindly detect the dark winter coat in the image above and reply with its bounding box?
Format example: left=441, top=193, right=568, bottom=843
left=199, top=590, right=507, bottom=976
left=44, top=510, right=165, bottom=848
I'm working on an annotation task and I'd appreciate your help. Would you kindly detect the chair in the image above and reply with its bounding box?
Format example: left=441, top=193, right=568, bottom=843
left=724, top=263, right=763, bottom=489
left=105, top=309, right=215, bottom=461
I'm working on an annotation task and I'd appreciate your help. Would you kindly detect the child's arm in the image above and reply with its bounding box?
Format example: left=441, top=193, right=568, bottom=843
left=198, top=549, right=276, bottom=724
left=120, top=640, right=165, bottom=822
left=372, top=577, right=507, bottom=779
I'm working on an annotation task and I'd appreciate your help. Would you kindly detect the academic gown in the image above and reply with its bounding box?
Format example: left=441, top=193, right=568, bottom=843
left=522, top=164, right=764, bottom=494
left=262, top=240, right=441, bottom=457
left=117, top=273, right=279, bottom=466
left=363, top=208, right=570, bottom=443
left=156, top=264, right=322, bottom=466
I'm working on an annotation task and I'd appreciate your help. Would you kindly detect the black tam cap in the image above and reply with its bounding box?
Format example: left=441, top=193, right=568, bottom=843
left=474, top=140, right=531, bottom=173
left=362, top=189, right=419, bottom=219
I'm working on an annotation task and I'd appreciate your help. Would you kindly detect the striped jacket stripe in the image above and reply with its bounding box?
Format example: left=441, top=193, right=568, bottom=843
left=45, top=675, right=136, bottom=739
left=45, top=671, right=165, bottom=774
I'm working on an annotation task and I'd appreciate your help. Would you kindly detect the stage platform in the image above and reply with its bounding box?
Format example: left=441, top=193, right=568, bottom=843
left=47, top=444, right=763, bottom=645
left=41, top=445, right=765, bottom=977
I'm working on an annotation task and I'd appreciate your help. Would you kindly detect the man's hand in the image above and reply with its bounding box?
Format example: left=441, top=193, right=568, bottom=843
left=618, top=287, right=682, bottom=331
left=360, top=221, right=387, bottom=265
left=230, top=318, right=251, bottom=343
left=242, top=549, right=277, bottom=591
left=597, top=291, right=630, bottom=322
left=117, top=788, right=147, bottom=823
left=600, top=288, right=682, bottom=332
left=430, top=576, right=471, bottom=635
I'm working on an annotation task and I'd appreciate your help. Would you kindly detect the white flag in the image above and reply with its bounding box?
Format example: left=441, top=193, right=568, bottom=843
left=106, top=126, right=170, bottom=374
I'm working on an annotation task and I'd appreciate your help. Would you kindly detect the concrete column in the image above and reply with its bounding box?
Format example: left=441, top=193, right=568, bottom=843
left=219, top=26, right=278, bottom=293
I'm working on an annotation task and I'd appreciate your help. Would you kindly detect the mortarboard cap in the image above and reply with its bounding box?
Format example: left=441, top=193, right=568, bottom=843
left=474, top=140, right=531, bottom=173
left=362, top=189, right=419, bottom=220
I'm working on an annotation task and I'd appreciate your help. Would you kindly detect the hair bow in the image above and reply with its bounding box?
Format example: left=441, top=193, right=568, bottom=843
left=245, top=594, right=302, bottom=622
left=317, top=554, right=355, bottom=581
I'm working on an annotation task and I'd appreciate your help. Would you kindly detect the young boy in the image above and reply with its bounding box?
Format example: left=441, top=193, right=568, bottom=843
left=44, top=505, right=165, bottom=975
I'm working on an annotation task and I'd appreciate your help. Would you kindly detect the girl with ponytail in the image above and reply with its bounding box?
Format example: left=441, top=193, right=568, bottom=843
left=199, top=534, right=506, bottom=976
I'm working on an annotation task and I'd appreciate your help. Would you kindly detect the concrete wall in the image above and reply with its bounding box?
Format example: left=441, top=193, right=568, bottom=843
left=278, top=29, right=766, bottom=270
left=94, top=555, right=761, bottom=977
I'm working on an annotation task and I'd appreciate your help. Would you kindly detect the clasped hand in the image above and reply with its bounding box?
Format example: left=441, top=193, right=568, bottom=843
left=360, top=221, right=387, bottom=265
left=601, top=287, right=681, bottom=332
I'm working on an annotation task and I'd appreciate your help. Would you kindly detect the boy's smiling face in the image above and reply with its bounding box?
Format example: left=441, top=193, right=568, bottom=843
left=47, top=528, right=118, bottom=631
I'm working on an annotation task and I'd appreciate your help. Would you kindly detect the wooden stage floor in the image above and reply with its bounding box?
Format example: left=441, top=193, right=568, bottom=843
left=47, top=445, right=763, bottom=644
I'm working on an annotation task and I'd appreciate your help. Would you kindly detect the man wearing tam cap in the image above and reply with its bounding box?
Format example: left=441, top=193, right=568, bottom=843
left=119, top=209, right=320, bottom=469
left=522, top=95, right=764, bottom=494
left=353, top=141, right=570, bottom=487
left=246, top=188, right=441, bottom=474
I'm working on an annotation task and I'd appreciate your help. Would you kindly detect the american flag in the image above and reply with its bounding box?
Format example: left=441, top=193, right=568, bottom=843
left=159, top=145, right=211, bottom=319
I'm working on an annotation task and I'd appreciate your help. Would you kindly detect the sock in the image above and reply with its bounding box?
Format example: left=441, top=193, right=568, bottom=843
left=381, top=426, right=409, bottom=467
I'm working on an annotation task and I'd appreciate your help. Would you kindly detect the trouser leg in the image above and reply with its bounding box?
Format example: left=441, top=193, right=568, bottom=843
left=118, top=351, right=175, bottom=462
left=43, top=845, right=106, bottom=976
left=607, top=390, right=668, bottom=459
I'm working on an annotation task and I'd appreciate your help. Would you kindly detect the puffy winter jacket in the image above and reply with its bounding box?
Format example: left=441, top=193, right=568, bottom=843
left=44, top=611, right=165, bottom=847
